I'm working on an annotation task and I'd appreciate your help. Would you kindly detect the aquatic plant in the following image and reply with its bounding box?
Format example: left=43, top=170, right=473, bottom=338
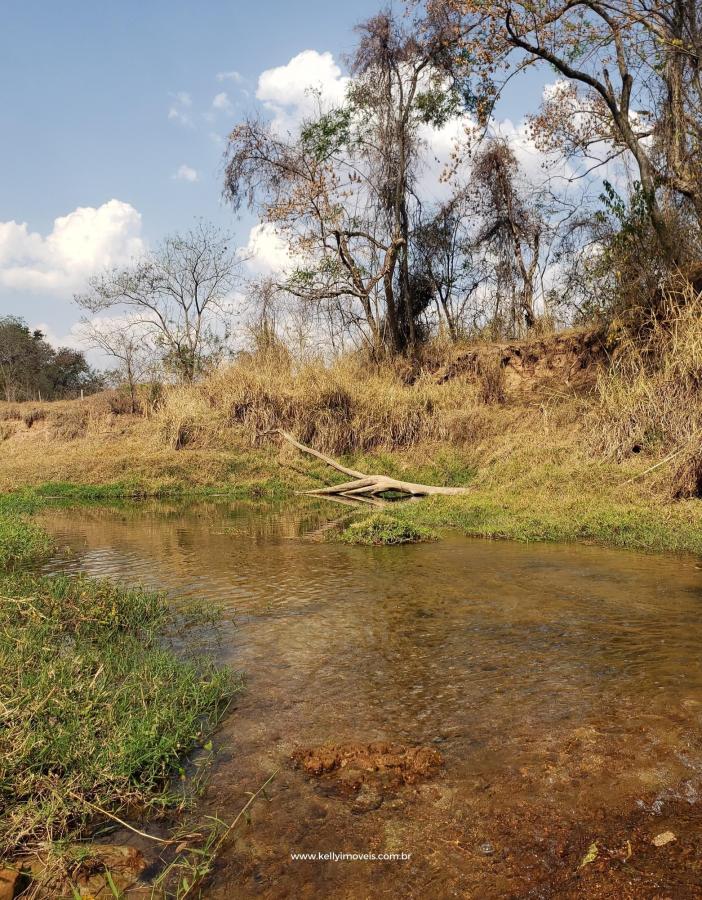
left=0, top=515, right=53, bottom=568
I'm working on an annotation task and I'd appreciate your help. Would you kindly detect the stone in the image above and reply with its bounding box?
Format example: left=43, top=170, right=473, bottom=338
left=652, top=831, right=676, bottom=847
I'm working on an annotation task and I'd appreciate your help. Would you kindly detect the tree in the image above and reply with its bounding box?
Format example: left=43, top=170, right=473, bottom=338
left=223, top=10, right=460, bottom=356
left=75, top=222, right=241, bottom=382
left=0, top=318, right=46, bottom=401
left=413, top=191, right=486, bottom=340
left=0, top=317, right=100, bottom=401
left=471, top=139, right=543, bottom=334
left=42, top=348, right=102, bottom=399
left=434, top=0, right=702, bottom=268
left=78, top=318, right=156, bottom=413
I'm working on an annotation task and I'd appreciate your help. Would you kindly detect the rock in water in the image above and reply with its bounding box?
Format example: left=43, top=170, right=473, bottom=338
left=652, top=831, right=676, bottom=847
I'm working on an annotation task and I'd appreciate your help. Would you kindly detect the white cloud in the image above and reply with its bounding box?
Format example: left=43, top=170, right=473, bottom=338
left=217, top=70, right=243, bottom=83
left=256, top=50, right=350, bottom=133
left=33, top=321, right=87, bottom=352
left=494, top=117, right=571, bottom=185
left=237, top=55, right=584, bottom=275
left=416, top=115, right=473, bottom=203
left=241, top=223, right=296, bottom=274
left=173, top=164, right=199, bottom=183
left=212, top=91, right=233, bottom=113
left=168, top=91, right=193, bottom=126
left=0, top=200, right=145, bottom=294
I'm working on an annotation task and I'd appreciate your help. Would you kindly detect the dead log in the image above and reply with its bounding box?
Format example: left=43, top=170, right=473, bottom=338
left=274, top=430, right=470, bottom=499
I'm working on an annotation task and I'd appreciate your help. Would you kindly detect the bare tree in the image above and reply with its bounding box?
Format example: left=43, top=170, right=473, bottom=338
left=78, top=318, right=156, bottom=412
left=439, top=0, right=702, bottom=268
left=413, top=191, right=487, bottom=340
left=75, top=222, right=241, bottom=382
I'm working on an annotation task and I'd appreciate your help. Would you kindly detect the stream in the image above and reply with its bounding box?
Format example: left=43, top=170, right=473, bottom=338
left=38, top=499, right=702, bottom=898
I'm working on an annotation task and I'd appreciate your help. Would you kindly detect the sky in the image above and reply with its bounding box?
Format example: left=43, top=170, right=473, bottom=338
left=0, top=0, right=552, bottom=356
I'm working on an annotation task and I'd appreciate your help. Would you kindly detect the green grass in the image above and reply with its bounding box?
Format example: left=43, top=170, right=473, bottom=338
left=0, top=503, right=237, bottom=891
left=346, top=448, right=476, bottom=488
left=339, top=512, right=437, bottom=546
left=386, top=490, right=702, bottom=555
left=0, top=515, right=53, bottom=567
left=0, top=574, right=235, bottom=858
left=0, top=476, right=295, bottom=517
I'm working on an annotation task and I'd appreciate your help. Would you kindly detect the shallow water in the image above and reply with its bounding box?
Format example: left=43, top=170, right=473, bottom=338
left=39, top=501, right=702, bottom=898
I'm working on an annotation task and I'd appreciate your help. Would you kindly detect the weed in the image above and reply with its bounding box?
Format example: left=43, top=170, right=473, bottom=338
left=0, top=515, right=53, bottom=567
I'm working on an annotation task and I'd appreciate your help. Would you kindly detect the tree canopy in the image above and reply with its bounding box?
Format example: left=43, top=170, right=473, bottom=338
left=0, top=317, right=101, bottom=402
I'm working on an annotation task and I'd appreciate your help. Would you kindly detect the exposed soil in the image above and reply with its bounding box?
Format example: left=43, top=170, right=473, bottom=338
left=431, top=328, right=609, bottom=395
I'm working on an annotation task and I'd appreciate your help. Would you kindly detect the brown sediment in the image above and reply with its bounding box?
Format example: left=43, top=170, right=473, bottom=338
left=10, top=845, right=148, bottom=899
left=292, top=741, right=443, bottom=784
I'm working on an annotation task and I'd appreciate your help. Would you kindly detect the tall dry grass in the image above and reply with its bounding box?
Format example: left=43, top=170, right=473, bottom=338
left=157, top=349, right=490, bottom=455
left=596, top=278, right=702, bottom=495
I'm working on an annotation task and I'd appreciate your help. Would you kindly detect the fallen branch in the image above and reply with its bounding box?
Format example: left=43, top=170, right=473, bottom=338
left=273, top=430, right=470, bottom=499
left=275, top=430, right=365, bottom=479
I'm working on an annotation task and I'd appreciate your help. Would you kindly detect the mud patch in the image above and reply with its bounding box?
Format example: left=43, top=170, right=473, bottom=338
left=12, top=844, right=148, bottom=899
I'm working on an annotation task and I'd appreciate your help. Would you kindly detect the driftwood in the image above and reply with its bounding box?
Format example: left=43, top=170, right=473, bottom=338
left=274, top=430, right=470, bottom=499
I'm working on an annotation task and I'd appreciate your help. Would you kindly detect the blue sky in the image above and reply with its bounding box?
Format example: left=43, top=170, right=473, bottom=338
left=0, top=0, right=550, bottom=352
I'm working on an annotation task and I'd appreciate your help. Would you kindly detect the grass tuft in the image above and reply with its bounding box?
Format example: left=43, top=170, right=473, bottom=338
left=0, top=515, right=53, bottom=568
left=339, top=513, right=437, bottom=546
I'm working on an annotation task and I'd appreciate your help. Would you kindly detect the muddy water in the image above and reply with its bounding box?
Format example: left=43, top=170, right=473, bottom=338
left=39, top=501, right=702, bottom=898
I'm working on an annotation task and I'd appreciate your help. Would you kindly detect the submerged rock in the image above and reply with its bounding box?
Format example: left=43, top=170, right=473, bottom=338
left=292, top=741, right=443, bottom=785
left=652, top=830, right=676, bottom=847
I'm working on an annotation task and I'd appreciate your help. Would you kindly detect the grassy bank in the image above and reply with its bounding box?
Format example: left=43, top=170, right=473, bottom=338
left=0, top=575, right=232, bottom=855
left=340, top=512, right=437, bottom=546
left=342, top=441, right=702, bottom=555
left=367, top=486, right=702, bottom=554
left=0, top=516, right=53, bottom=567
left=1, top=328, right=702, bottom=557
left=0, top=511, right=235, bottom=895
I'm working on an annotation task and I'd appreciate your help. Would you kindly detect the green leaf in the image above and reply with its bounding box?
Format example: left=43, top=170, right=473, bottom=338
left=578, top=841, right=599, bottom=869
left=105, top=868, right=123, bottom=898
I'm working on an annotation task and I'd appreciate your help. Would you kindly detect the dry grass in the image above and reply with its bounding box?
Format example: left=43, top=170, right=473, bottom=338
left=157, top=350, right=485, bottom=455
left=595, top=279, right=702, bottom=496
left=0, top=393, right=264, bottom=493
left=1, top=319, right=700, bottom=530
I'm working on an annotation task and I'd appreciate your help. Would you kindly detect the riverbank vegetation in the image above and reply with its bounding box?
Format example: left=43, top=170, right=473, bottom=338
left=0, top=512, right=234, bottom=895
left=3, top=0, right=702, bottom=893
left=340, top=513, right=437, bottom=546
left=0, top=516, right=53, bottom=568
left=1, top=2, right=699, bottom=553
left=2, top=325, right=702, bottom=555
